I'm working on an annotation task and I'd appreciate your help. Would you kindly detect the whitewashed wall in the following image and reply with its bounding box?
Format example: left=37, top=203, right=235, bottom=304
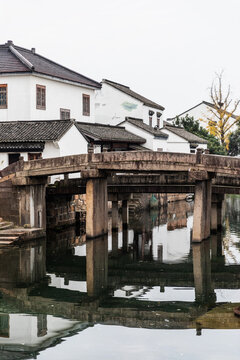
left=120, top=121, right=167, bottom=151
left=95, top=83, right=163, bottom=126
left=160, top=128, right=207, bottom=153
left=0, top=74, right=96, bottom=122
left=58, top=125, right=88, bottom=156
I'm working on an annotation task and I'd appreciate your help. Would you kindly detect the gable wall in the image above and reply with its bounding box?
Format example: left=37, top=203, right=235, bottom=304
left=58, top=125, right=88, bottom=156
left=95, top=83, right=143, bottom=125
left=95, top=83, right=164, bottom=127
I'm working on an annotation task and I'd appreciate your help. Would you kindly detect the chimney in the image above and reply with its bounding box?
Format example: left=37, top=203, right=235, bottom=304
left=31, top=48, right=36, bottom=54
left=6, top=40, right=13, bottom=46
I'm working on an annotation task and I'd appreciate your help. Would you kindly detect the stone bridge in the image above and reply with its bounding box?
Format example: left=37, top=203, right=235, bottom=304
left=0, top=149, right=240, bottom=241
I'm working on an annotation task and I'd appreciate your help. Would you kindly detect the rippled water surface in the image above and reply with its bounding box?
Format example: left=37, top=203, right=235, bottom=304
left=1, top=196, right=240, bottom=359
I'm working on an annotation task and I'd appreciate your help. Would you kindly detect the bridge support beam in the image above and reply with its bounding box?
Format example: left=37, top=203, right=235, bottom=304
left=211, top=194, right=224, bottom=232
left=122, top=200, right=129, bottom=252
left=111, top=200, right=119, bottom=256
left=192, top=180, right=212, bottom=242
left=86, top=177, right=108, bottom=238
left=112, top=200, right=119, bottom=230
left=17, top=182, right=47, bottom=229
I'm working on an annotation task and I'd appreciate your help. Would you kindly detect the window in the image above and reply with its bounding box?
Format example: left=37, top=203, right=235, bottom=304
left=82, top=94, right=90, bottom=116
left=8, top=153, right=20, bottom=165
left=0, top=84, right=7, bottom=109
left=36, top=85, right=46, bottom=109
left=60, top=108, right=70, bottom=120
left=28, top=153, right=42, bottom=161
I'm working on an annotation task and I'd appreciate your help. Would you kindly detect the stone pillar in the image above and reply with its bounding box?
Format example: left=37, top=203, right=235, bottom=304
left=18, top=182, right=47, bottom=229
left=211, top=201, right=218, bottom=233
left=111, top=200, right=119, bottom=257
left=204, top=179, right=212, bottom=239
left=211, top=194, right=224, bottom=232
left=122, top=200, right=128, bottom=252
left=86, top=177, right=108, bottom=238
left=192, top=180, right=211, bottom=242
left=217, top=195, right=224, bottom=230
left=112, top=201, right=119, bottom=230
left=86, top=235, right=108, bottom=297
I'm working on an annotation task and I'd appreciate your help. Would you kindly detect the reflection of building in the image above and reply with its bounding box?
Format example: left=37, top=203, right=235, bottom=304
left=0, top=313, right=88, bottom=358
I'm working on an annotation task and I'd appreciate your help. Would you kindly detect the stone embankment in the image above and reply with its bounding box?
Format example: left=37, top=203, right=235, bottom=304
left=0, top=218, right=45, bottom=245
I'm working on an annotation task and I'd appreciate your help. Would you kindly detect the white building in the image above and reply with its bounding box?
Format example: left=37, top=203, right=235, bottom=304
left=167, top=101, right=238, bottom=132
left=0, top=120, right=146, bottom=170
left=120, top=117, right=208, bottom=153
left=161, top=122, right=208, bottom=153
left=95, top=79, right=165, bottom=127
left=0, top=40, right=101, bottom=122
left=119, top=117, right=168, bottom=152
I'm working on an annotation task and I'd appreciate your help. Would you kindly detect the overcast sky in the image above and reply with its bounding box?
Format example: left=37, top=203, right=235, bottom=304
left=1, top=0, right=240, bottom=118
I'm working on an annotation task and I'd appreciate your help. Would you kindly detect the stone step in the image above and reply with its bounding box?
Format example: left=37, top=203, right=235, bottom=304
left=0, top=237, right=17, bottom=244
left=0, top=222, right=14, bottom=230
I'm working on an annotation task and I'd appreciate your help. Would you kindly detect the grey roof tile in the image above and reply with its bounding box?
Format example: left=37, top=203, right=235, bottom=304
left=76, top=122, right=146, bottom=143
left=0, top=42, right=101, bottom=89
left=0, top=142, right=44, bottom=152
left=120, top=117, right=168, bottom=138
left=103, top=79, right=164, bottom=111
left=163, top=122, right=208, bottom=144
left=0, top=120, right=73, bottom=142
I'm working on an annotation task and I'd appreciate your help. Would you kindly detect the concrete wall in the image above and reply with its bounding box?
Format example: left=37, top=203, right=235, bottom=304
left=95, top=83, right=163, bottom=126
left=0, top=74, right=96, bottom=122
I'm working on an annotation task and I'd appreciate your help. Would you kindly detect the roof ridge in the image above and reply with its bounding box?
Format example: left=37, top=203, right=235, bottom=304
left=76, top=121, right=125, bottom=129
left=9, top=45, right=34, bottom=70
left=0, top=119, right=74, bottom=124
left=102, top=79, right=130, bottom=89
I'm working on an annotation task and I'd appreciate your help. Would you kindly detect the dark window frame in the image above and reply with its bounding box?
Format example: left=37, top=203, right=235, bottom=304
left=0, top=84, right=7, bottom=109
left=60, top=108, right=71, bottom=120
left=82, top=94, right=90, bottom=116
left=28, top=153, right=42, bottom=161
left=36, top=85, right=46, bottom=110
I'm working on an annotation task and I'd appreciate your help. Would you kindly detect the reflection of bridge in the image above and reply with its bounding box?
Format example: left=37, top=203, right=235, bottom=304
left=0, top=223, right=239, bottom=360
left=0, top=150, right=240, bottom=240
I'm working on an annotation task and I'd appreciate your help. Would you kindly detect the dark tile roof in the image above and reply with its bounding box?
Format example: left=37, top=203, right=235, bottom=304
left=102, top=79, right=164, bottom=111
left=76, top=122, right=146, bottom=143
left=0, top=120, right=74, bottom=142
left=163, top=122, right=208, bottom=144
left=0, top=142, right=44, bottom=152
left=119, top=117, right=168, bottom=138
left=0, top=41, right=101, bottom=89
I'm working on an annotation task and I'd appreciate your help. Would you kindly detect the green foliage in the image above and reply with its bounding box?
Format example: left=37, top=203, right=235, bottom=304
left=228, top=126, right=240, bottom=156
left=174, top=115, right=227, bottom=155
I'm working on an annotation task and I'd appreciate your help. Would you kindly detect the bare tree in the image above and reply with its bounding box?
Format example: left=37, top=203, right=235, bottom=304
left=202, top=72, right=240, bottom=149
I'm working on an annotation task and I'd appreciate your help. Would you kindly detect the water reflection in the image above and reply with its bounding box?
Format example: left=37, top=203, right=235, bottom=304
left=0, top=198, right=240, bottom=358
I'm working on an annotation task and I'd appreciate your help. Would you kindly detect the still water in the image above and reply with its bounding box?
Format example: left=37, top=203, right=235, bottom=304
left=0, top=196, right=240, bottom=359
